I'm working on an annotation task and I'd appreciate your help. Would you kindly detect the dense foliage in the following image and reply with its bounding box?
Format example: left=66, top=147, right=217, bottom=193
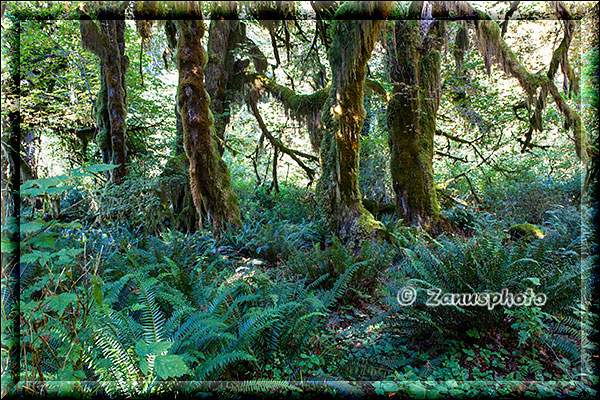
left=1, top=1, right=598, bottom=398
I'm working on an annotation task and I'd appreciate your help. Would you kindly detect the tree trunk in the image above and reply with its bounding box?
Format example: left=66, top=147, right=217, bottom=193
left=317, top=2, right=391, bottom=244
left=161, top=98, right=198, bottom=233
left=176, top=17, right=241, bottom=232
left=387, top=3, right=443, bottom=229
left=80, top=13, right=129, bottom=184
left=205, top=2, right=245, bottom=155
left=102, top=19, right=128, bottom=184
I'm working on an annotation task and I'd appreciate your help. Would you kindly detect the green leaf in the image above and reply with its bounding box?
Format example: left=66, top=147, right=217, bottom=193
left=90, top=275, right=105, bottom=307
left=21, top=250, right=47, bottom=264
left=28, top=233, right=58, bottom=249
left=57, top=364, right=76, bottom=381
left=20, top=187, right=45, bottom=197
left=83, top=164, right=119, bottom=174
left=46, top=185, right=72, bottom=195
left=164, top=256, right=178, bottom=270
left=154, top=355, right=190, bottom=379
left=136, top=340, right=172, bottom=357
left=407, top=382, right=428, bottom=399
left=135, top=340, right=149, bottom=356
left=373, top=381, right=400, bottom=395
left=147, top=341, right=172, bottom=355
left=60, top=221, right=82, bottom=229
left=89, top=275, right=105, bottom=286
left=47, top=293, right=78, bottom=315
left=20, top=221, right=47, bottom=234
left=1, top=236, right=17, bottom=253
left=524, top=277, right=540, bottom=286
left=57, top=364, right=85, bottom=381
left=92, top=284, right=103, bottom=307
left=140, top=357, right=150, bottom=375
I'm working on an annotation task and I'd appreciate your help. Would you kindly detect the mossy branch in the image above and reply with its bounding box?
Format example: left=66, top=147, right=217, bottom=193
left=246, top=73, right=329, bottom=117
left=245, top=73, right=389, bottom=117
left=451, top=1, right=587, bottom=162
left=246, top=93, right=317, bottom=183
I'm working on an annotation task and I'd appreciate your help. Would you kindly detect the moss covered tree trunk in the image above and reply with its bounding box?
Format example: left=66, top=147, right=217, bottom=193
left=317, top=2, right=391, bottom=244
left=176, top=16, right=241, bottom=232
left=80, top=14, right=129, bottom=184
left=387, top=3, right=443, bottom=229
left=205, top=2, right=245, bottom=155
left=160, top=99, right=198, bottom=233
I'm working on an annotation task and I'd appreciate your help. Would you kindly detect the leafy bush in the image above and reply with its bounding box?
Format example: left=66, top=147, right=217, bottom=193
left=220, top=218, right=323, bottom=264
left=3, top=169, right=107, bottom=395
left=442, top=206, right=478, bottom=232
left=479, top=167, right=580, bottom=225
left=235, top=184, right=318, bottom=224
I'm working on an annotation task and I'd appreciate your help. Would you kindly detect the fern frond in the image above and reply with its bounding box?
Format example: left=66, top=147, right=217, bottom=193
left=195, top=351, right=257, bottom=381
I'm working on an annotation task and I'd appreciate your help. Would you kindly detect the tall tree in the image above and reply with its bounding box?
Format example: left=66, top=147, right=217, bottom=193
left=317, top=1, right=392, bottom=244
left=387, top=2, right=444, bottom=229
left=204, top=1, right=245, bottom=155
left=79, top=3, right=129, bottom=184
left=175, top=3, right=242, bottom=232
left=385, top=1, right=589, bottom=229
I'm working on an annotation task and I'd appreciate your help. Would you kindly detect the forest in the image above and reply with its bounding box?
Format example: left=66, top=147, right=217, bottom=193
left=1, top=0, right=598, bottom=398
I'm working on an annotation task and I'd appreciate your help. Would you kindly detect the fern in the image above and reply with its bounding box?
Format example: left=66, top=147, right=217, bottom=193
left=236, top=379, right=301, bottom=393
left=195, top=351, right=257, bottom=381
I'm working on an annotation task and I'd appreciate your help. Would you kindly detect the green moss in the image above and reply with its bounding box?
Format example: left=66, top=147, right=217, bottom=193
left=356, top=212, right=384, bottom=232
left=163, top=152, right=188, bottom=176
left=177, top=18, right=241, bottom=231
left=254, top=74, right=329, bottom=116
left=316, top=9, right=391, bottom=243
left=508, top=223, right=545, bottom=241
left=388, top=13, right=442, bottom=229
left=95, top=72, right=111, bottom=152
left=342, top=210, right=385, bottom=249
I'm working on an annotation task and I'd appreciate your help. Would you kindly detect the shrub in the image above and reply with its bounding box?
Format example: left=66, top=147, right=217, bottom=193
left=220, top=218, right=322, bottom=264
left=381, top=232, right=592, bottom=342
left=288, top=238, right=395, bottom=296
left=94, top=174, right=168, bottom=234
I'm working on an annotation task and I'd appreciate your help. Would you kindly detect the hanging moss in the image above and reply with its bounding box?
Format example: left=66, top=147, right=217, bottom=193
left=453, top=24, right=469, bottom=73
left=248, top=73, right=329, bottom=150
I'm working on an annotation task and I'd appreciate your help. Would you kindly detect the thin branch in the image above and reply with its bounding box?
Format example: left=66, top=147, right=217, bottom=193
left=500, top=1, right=520, bottom=37
left=246, top=94, right=317, bottom=182
left=434, top=151, right=467, bottom=163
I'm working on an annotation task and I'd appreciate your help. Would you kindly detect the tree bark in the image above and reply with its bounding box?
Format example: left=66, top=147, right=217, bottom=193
left=102, top=19, right=128, bottom=183
left=205, top=2, right=245, bottom=155
left=387, top=2, right=443, bottom=229
left=176, top=16, right=241, bottom=232
left=160, top=98, right=198, bottom=233
left=317, top=1, right=391, bottom=244
left=80, top=12, right=129, bottom=184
